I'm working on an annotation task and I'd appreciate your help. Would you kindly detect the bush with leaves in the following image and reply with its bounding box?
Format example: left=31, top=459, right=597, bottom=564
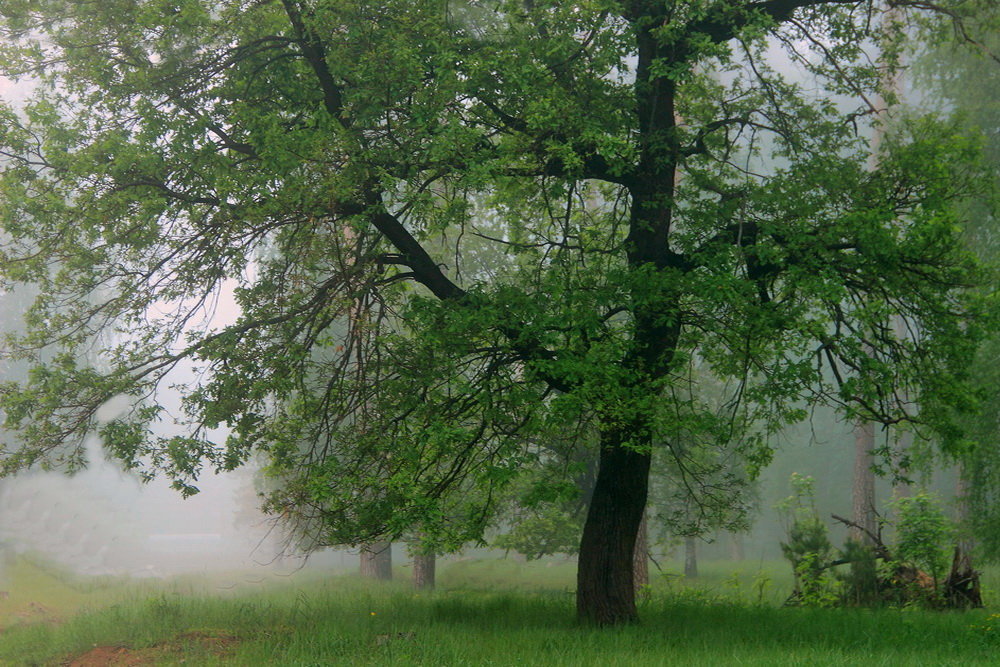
left=777, top=474, right=840, bottom=605
left=493, top=506, right=582, bottom=561
left=779, top=474, right=964, bottom=607
left=892, top=492, right=954, bottom=585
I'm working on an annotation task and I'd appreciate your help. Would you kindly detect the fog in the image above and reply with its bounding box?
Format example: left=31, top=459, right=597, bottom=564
left=0, top=441, right=273, bottom=577
left=0, top=379, right=359, bottom=582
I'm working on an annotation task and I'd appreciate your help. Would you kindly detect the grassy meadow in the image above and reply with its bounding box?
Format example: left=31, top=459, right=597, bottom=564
left=0, top=555, right=998, bottom=665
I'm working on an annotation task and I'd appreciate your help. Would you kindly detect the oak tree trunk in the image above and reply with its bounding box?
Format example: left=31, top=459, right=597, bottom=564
left=360, top=541, right=392, bottom=580
left=575, top=6, right=680, bottom=627
left=576, top=429, right=651, bottom=625
left=413, top=551, right=436, bottom=590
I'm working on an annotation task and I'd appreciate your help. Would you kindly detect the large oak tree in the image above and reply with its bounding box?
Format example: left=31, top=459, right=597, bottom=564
left=0, top=0, right=995, bottom=624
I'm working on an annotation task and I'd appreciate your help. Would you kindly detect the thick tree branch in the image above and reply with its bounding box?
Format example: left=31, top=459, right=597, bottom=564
left=365, top=202, right=467, bottom=303
left=281, top=0, right=347, bottom=120
left=272, top=8, right=583, bottom=394
left=681, top=116, right=752, bottom=157
left=335, top=197, right=576, bottom=393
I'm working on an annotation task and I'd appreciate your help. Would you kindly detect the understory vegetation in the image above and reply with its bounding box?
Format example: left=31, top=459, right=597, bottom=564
left=1, top=555, right=999, bottom=665
left=777, top=474, right=980, bottom=609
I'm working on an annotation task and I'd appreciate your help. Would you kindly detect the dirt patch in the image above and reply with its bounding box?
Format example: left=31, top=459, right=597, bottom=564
left=176, top=630, right=240, bottom=654
left=64, top=645, right=149, bottom=666
left=64, top=631, right=240, bottom=666
left=10, top=601, right=62, bottom=628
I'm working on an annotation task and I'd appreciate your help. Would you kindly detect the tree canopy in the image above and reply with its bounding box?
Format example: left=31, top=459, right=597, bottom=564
left=0, top=0, right=996, bottom=624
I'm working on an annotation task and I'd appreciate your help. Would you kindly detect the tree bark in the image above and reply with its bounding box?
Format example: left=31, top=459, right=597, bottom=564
left=413, top=551, right=436, bottom=590
left=851, top=421, right=877, bottom=546
left=946, top=465, right=982, bottom=607
left=360, top=541, right=392, bottom=580
left=684, top=536, right=698, bottom=578
left=955, top=463, right=972, bottom=546
left=576, top=428, right=651, bottom=625
left=633, top=509, right=649, bottom=595
left=850, top=0, right=898, bottom=551
left=576, top=5, right=678, bottom=627
left=950, top=463, right=979, bottom=606
left=730, top=532, right=745, bottom=562
left=891, top=318, right=913, bottom=501
left=945, top=546, right=982, bottom=608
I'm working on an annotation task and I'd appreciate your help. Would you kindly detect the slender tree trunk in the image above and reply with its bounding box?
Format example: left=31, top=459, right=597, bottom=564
left=955, top=464, right=972, bottom=548
left=850, top=0, right=900, bottom=551
left=360, top=541, right=392, bottom=580
left=851, top=421, right=877, bottom=546
left=633, top=509, right=649, bottom=595
left=730, top=532, right=745, bottom=562
left=947, top=464, right=982, bottom=607
left=891, top=316, right=914, bottom=501
left=684, top=536, right=698, bottom=578
left=413, top=551, right=436, bottom=590
left=576, top=428, right=651, bottom=625
left=844, top=5, right=906, bottom=605
left=847, top=419, right=881, bottom=602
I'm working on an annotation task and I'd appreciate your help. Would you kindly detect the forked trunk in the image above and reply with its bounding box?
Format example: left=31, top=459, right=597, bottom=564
left=577, top=429, right=651, bottom=625
left=360, top=541, right=392, bottom=580
left=413, top=552, right=436, bottom=590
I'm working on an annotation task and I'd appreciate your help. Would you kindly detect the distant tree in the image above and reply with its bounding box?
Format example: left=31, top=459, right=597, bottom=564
left=492, top=421, right=596, bottom=561
left=408, top=537, right=437, bottom=590
left=0, top=1, right=996, bottom=625
left=360, top=542, right=392, bottom=581
left=494, top=503, right=585, bottom=561
left=645, top=359, right=759, bottom=578
left=850, top=0, right=901, bottom=553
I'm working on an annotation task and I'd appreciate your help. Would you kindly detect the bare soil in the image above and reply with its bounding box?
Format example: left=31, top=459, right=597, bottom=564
left=64, top=631, right=239, bottom=666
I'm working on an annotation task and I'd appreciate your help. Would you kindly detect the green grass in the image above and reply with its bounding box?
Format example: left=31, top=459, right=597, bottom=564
left=0, top=556, right=144, bottom=627
left=1, top=557, right=999, bottom=665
